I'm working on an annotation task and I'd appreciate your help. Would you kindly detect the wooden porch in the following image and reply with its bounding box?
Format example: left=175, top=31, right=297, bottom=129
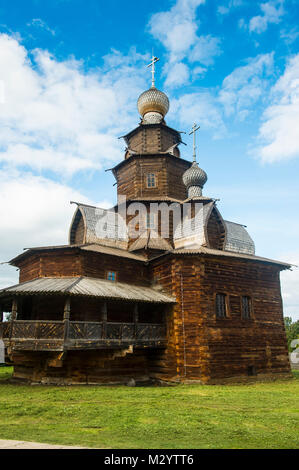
left=0, top=319, right=167, bottom=351
left=0, top=277, right=174, bottom=354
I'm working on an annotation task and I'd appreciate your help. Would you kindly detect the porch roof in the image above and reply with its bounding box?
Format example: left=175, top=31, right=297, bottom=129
left=0, top=276, right=176, bottom=304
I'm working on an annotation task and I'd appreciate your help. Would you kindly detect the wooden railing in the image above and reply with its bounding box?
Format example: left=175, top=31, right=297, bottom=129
left=0, top=320, right=166, bottom=350
left=0, top=322, right=10, bottom=339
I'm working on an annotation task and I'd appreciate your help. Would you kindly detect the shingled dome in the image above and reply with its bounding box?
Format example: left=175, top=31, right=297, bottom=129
left=137, top=87, right=169, bottom=121
left=183, top=161, right=208, bottom=198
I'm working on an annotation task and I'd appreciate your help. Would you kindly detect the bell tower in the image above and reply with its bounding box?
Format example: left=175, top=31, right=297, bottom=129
left=112, top=56, right=192, bottom=202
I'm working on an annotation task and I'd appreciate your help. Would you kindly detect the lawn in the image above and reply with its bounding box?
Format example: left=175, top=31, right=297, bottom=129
left=0, top=367, right=298, bottom=449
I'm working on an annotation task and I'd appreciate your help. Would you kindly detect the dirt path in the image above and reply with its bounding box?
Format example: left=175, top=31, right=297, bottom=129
left=0, top=439, right=88, bottom=449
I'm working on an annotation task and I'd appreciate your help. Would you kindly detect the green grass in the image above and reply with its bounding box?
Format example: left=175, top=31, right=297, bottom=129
left=0, top=367, right=298, bottom=449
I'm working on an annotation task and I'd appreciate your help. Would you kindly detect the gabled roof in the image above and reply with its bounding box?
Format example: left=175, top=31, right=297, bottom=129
left=129, top=230, right=173, bottom=252
left=69, top=202, right=128, bottom=245
left=0, top=276, right=176, bottom=303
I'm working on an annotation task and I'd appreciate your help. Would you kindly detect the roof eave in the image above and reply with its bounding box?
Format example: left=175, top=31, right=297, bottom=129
left=112, top=153, right=192, bottom=174
left=147, top=248, right=292, bottom=269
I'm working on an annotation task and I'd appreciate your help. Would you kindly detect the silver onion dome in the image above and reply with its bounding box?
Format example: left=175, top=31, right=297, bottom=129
left=137, top=87, right=169, bottom=122
left=183, top=162, right=208, bottom=198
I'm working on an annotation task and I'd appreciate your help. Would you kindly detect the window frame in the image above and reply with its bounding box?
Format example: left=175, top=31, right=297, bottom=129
left=241, top=295, right=252, bottom=320
left=215, top=293, right=227, bottom=319
left=146, top=173, right=157, bottom=188
left=106, top=270, right=117, bottom=282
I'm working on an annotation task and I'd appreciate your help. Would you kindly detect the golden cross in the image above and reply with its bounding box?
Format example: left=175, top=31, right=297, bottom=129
left=147, top=54, right=160, bottom=88
left=189, top=123, right=200, bottom=162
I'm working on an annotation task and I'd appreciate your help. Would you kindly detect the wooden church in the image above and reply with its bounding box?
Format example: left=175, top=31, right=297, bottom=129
left=0, top=57, right=291, bottom=385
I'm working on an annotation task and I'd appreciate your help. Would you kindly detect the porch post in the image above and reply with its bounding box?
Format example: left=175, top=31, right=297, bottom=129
left=63, top=297, right=71, bottom=345
left=11, top=298, right=18, bottom=321
left=134, top=303, right=139, bottom=339
left=101, top=302, right=107, bottom=339
left=9, top=297, right=18, bottom=340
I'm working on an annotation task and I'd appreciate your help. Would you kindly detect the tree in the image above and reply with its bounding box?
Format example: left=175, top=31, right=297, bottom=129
left=284, top=317, right=299, bottom=351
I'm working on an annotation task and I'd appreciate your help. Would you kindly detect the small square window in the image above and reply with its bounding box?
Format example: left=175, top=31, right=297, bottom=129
left=107, top=271, right=116, bottom=282
left=242, top=296, right=251, bottom=319
left=216, top=293, right=227, bottom=318
left=147, top=173, right=156, bottom=188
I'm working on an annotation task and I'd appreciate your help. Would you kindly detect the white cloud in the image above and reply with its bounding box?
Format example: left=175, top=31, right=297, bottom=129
left=249, top=1, right=284, bottom=34
left=238, top=18, right=247, bottom=30
left=192, top=65, right=207, bottom=78
left=0, top=170, right=90, bottom=257
left=0, top=34, right=148, bottom=176
left=217, top=0, right=244, bottom=16
left=219, top=53, right=274, bottom=119
left=0, top=170, right=111, bottom=289
left=149, top=0, right=205, bottom=63
left=27, top=18, right=56, bottom=36
left=218, top=6, right=230, bottom=15
left=170, top=52, right=278, bottom=138
left=171, top=91, right=226, bottom=136
left=280, top=27, right=299, bottom=45
left=164, top=62, right=190, bottom=88
left=189, top=35, right=222, bottom=66
left=254, top=54, right=299, bottom=163
left=148, top=0, right=222, bottom=88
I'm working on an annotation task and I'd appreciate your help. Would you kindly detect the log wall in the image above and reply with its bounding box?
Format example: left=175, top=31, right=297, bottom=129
left=18, top=250, right=149, bottom=286
left=149, top=254, right=291, bottom=384
left=13, top=250, right=291, bottom=385
left=115, top=155, right=190, bottom=201
left=126, top=124, right=181, bottom=155
left=11, top=349, right=152, bottom=385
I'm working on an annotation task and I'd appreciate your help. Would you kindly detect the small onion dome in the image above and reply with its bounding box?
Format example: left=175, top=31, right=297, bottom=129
left=137, top=87, right=169, bottom=120
left=183, top=162, right=208, bottom=198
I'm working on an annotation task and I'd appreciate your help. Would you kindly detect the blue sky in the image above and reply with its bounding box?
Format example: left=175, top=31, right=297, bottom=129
left=0, top=0, right=298, bottom=319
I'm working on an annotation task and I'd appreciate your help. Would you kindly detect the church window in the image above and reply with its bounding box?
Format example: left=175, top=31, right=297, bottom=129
left=107, top=271, right=117, bottom=282
left=242, top=296, right=251, bottom=319
left=147, top=173, right=156, bottom=188
left=216, top=293, right=227, bottom=318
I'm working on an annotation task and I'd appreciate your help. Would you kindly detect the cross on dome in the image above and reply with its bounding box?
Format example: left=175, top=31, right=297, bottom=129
left=137, top=54, right=169, bottom=124
left=147, top=54, right=160, bottom=88
left=183, top=122, right=207, bottom=198
left=189, top=123, right=200, bottom=163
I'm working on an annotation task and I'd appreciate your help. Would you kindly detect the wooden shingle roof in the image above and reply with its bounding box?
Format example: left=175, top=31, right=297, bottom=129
left=0, top=276, right=176, bottom=303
